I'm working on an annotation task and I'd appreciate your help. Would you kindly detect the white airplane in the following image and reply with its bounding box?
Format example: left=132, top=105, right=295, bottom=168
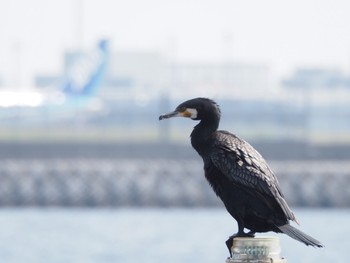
left=0, top=40, right=109, bottom=122
left=0, top=40, right=109, bottom=108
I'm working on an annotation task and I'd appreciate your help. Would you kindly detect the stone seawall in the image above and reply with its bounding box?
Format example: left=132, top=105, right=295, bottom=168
left=0, top=159, right=348, bottom=207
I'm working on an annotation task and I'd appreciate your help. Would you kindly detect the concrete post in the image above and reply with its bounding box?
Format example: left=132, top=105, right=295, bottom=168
left=226, top=236, right=287, bottom=263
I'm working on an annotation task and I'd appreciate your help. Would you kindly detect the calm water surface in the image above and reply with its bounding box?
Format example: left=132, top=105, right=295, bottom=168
left=0, top=208, right=348, bottom=263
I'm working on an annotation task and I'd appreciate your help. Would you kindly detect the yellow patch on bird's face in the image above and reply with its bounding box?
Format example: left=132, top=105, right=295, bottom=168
left=180, top=110, right=192, bottom=118
left=180, top=108, right=198, bottom=119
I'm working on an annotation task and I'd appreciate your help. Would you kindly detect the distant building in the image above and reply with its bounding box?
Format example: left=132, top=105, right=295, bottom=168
left=169, top=62, right=269, bottom=99
left=103, top=51, right=166, bottom=95
left=103, top=51, right=269, bottom=100
left=35, top=75, right=61, bottom=88
left=282, top=68, right=350, bottom=89
left=34, top=47, right=270, bottom=101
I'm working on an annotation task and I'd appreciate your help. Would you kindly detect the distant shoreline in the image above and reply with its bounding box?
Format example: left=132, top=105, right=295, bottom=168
left=0, top=140, right=349, bottom=160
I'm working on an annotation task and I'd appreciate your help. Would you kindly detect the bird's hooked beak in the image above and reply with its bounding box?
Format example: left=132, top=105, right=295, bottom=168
left=159, top=108, right=197, bottom=120
left=159, top=110, right=182, bottom=120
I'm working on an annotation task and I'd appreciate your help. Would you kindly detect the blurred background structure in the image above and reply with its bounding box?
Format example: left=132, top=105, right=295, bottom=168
left=1, top=1, right=350, bottom=263
left=0, top=0, right=350, bottom=207
left=0, top=0, right=350, bottom=208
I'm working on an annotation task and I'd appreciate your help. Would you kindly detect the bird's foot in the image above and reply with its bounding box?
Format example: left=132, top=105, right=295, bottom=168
left=225, top=231, right=255, bottom=257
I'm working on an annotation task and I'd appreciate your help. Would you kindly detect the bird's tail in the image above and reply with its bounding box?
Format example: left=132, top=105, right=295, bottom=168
left=278, top=224, right=324, bottom=248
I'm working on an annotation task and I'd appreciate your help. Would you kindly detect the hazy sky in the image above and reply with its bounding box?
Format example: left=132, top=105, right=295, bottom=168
left=1, top=0, right=350, bottom=86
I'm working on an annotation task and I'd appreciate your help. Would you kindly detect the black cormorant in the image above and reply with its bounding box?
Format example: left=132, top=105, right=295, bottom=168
left=159, top=97, right=323, bottom=255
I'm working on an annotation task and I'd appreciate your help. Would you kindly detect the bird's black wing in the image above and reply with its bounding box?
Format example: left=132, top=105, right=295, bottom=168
left=210, top=131, right=296, bottom=222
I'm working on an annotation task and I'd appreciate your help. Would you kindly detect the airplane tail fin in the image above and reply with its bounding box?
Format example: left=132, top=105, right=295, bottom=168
left=63, top=39, right=109, bottom=97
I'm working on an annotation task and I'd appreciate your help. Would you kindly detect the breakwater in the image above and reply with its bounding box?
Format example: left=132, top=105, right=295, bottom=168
left=0, top=159, right=348, bottom=207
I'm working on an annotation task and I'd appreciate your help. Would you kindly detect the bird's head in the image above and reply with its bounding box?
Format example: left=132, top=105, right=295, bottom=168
left=159, top=97, right=221, bottom=122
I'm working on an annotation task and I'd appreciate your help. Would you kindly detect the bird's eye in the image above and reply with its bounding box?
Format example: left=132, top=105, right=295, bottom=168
left=177, top=106, right=187, bottom=113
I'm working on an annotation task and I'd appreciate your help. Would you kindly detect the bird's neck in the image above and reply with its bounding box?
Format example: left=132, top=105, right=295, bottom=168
left=190, top=119, right=219, bottom=155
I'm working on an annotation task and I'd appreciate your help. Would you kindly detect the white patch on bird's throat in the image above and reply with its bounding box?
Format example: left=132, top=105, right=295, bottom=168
left=187, top=108, right=198, bottom=119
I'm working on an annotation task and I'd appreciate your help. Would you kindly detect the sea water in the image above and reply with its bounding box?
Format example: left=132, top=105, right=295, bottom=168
left=0, top=208, right=348, bottom=263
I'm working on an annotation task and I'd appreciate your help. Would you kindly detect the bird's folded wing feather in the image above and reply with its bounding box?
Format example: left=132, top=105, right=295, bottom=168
left=210, top=131, right=296, bottom=222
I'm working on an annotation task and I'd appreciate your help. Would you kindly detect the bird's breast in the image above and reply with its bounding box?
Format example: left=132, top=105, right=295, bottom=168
left=203, top=159, right=228, bottom=197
